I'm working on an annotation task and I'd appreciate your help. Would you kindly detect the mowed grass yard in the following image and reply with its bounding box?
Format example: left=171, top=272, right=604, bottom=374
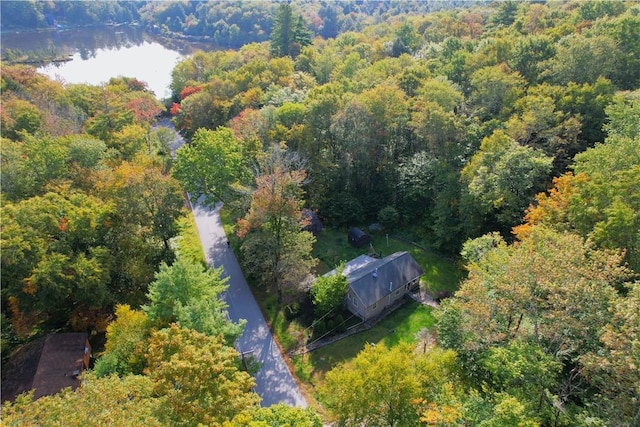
left=291, top=301, right=435, bottom=392
left=314, top=227, right=464, bottom=296
left=218, top=211, right=464, bottom=402
left=294, top=227, right=463, bottom=400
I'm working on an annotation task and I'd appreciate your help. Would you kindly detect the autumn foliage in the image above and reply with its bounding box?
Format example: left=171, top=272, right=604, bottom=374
left=179, top=85, right=203, bottom=100
left=169, top=101, right=181, bottom=116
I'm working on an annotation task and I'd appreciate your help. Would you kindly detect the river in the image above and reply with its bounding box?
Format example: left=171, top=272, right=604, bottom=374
left=1, top=25, right=216, bottom=99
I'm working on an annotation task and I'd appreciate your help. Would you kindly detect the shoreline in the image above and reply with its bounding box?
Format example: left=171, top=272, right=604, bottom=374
left=6, top=55, right=73, bottom=66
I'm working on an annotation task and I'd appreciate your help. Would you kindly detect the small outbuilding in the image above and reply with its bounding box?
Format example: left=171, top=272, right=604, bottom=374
left=302, top=208, right=323, bottom=235
left=348, top=227, right=371, bottom=248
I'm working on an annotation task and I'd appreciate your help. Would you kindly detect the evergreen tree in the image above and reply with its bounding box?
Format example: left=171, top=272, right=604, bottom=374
left=271, top=4, right=293, bottom=57
left=292, top=15, right=312, bottom=50
left=270, top=4, right=311, bottom=58
left=319, top=4, right=339, bottom=39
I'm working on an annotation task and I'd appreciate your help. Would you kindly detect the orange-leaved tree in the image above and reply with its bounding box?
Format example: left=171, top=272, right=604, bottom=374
left=237, top=147, right=316, bottom=300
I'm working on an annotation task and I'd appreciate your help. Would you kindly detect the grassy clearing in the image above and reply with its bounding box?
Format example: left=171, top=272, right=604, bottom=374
left=175, top=210, right=206, bottom=265
left=217, top=214, right=460, bottom=400
left=292, top=301, right=435, bottom=389
left=314, top=228, right=464, bottom=295
left=262, top=294, right=307, bottom=352
left=312, top=228, right=366, bottom=273
left=406, top=244, right=464, bottom=295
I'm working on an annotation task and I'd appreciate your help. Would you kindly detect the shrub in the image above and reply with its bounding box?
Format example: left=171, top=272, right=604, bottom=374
left=284, top=302, right=301, bottom=320
left=312, top=319, right=326, bottom=338
left=378, top=205, right=399, bottom=229
left=335, top=314, right=346, bottom=333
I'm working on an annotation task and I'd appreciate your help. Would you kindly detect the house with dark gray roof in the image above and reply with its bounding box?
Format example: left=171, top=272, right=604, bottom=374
left=326, top=251, right=424, bottom=321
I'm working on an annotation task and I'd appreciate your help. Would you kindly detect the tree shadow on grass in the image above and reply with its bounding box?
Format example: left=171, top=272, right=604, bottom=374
left=298, top=302, right=434, bottom=388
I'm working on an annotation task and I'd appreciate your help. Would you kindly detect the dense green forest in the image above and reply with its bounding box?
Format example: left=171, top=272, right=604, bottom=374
left=1, top=1, right=469, bottom=48
left=2, top=1, right=640, bottom=426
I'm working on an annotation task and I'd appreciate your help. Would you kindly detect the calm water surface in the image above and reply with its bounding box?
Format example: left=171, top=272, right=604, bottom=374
left=2, top=26, right=215, bottom=99
left=38, top=42, right=183, bottom=99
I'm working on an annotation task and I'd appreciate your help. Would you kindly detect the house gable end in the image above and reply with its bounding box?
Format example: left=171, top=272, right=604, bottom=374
left=348, top=252, right=424, bottom=308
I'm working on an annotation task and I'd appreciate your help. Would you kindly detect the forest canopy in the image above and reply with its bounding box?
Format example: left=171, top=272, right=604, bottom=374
left=1, top=1, right=639, bottom=426
left=166, top=0, right=640, bottom=263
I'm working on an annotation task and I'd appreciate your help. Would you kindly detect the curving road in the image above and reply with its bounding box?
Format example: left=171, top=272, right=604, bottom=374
left=190, top=200, right=307, bottom=408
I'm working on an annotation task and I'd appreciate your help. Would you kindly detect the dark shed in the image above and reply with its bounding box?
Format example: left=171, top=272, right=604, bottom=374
left=302, top=208, right=323, bottom=235
left=348, top=227, right=371, bottom=248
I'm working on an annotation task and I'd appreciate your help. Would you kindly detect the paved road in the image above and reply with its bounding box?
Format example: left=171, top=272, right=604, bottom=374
left=191, top=200, right=307, bottom=408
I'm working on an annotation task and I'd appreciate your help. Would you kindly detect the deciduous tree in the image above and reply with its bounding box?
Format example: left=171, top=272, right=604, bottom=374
left=172, top=77, right=238, bottom=137
left=0, top=98, right=43, bottom=140
left=228, top=404, right=323, bottom=427
left=507, top=34, right=555, bottom=85
left=597, top=11, right=640, bottom=90
left=238, top=157, right=316, bottom=300
left=469, top=64, right=526, bottom=120
left=1, top=373, right=163, bottom=427
left=461, top=130, right=552, bottom=233
left=0, top=134, right=69, bottom=201
left=580, top=281, right=640, bottom=426
left=541, top=34, right=620, bottom=86
left=311, top=263, right=348, bottom=316
left=172, top=127, right=249, bottom=207
left=436, top=226, right=632, bottom=424
left=144, top=256, right=244, bottom=343
left=85, top=101, right=134, bottom=143
left=321, top=343, right=423, bottom=427
left=1, top=190, right=114, bottom=332
left=95, top=156, right=184, bottom=255
left=483, top=340, right=562, bottom=422
left=94, top=304, right=150, bottom=377
left=145, top=325, right=259, bottom=426
left=516, top=91, right=640, bottom=272
left=329, top=84, right=409, bottom=214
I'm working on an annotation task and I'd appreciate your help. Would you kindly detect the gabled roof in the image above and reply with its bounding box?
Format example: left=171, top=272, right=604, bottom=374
left=346, top=252, right=423, bottom=307
left=2, top=333, right=90, bottom=402
left=323, top=252, right=424, bottom=308
left=341, top=254, right=378, bottom=276
left=30, top=333, right=89, bottom=399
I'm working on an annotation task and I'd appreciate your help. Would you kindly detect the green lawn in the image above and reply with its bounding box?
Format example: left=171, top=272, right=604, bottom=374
left=292, top=301, right=435, bottom=390
left=313, top=228, right=464, bottom=295
left=217, top=214, right=462, bottom=401
left=312, top=228, right=368, bottom=274
left=176, top=210, right=206, bottom=265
